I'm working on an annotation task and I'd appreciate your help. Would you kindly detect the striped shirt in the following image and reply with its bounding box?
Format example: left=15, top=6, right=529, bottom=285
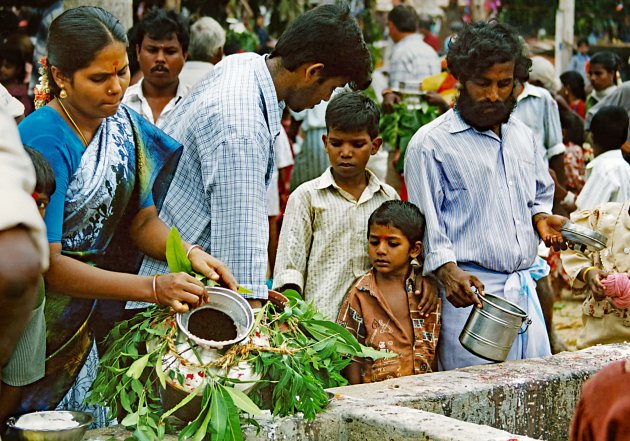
left=139, top=53, right=283, bottom=299
left=405, top=109, right=554, bottom=275
left=273, top=168, right=399, bottom=319
left=388, top=34, right=441, bottom=89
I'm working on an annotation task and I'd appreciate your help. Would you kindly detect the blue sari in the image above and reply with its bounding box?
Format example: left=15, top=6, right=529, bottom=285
left=19, top=104, right=182, bottom=426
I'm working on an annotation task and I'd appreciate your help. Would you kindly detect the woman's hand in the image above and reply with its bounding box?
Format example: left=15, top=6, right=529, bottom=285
left=413, top=273, right=439, bottom=317
left=155, top=272, right=206, bottom=313
left=188, top=247, right=238, bottom=291
left=584, top=268, right=608, bottom=300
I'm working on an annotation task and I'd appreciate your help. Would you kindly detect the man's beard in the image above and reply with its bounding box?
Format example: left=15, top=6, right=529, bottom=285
left=456, top=86, right=517, bottom=131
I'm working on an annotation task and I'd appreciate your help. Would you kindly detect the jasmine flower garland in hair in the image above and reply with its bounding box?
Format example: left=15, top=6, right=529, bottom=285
left=33, top=57, right=52, bottom=109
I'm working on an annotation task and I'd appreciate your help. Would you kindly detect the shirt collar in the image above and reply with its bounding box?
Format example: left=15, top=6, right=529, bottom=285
left=314, top=167, right=386, bottom=194
left=517, top=82, right=543, bottom=102
left=256, top=54, right=284, bottom=137
left=448, top=108, right=505, bottom=140
left=127, top=78, right=189, bottom=102
left=356, top=268, right=418, bottom=297
left=586, top=149, right=622, bottom=169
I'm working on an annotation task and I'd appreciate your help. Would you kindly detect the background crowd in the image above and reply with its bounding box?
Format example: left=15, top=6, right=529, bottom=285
left=0, top=1, right=629, bottom=440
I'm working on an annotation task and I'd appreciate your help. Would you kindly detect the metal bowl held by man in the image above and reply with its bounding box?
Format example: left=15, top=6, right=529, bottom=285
left=6, top=410, right=92, bottom=441
left=459, top=293, right=531, bottom=362
left=561, top=222, right=608, bottom=251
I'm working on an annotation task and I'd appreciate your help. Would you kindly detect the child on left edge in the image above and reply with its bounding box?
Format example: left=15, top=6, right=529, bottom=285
left=337, top=200, right=441, bottom=384
left=0, top=146, right=53, bottom=431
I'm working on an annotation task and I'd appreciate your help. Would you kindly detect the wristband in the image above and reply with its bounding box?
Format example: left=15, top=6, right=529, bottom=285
left=581, top=266, right=598, bottom=283
left=152, top=274, right=161, bottom=305
left=186, top=244, right=203, bottom=259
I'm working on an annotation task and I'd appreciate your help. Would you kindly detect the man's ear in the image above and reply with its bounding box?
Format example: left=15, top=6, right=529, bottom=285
left=322, top=133, right=328, bottom=146
left=371, top=136, right=383, bottom=154
left=304, top=63, right=325, bottom=83
left=136, top=43, right=141, bottom=61
left=183, top=51, right=189, bottom=62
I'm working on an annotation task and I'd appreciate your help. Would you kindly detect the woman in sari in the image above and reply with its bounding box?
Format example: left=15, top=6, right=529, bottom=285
left=18, top=6, right=236, bottom=426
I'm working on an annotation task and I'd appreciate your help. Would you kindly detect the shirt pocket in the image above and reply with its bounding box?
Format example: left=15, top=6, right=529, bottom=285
left=370, top=356, right=403, bottom=382
left=514, top=160, right=536, bottom=202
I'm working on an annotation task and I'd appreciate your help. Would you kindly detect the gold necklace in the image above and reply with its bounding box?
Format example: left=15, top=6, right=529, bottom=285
left=57, top=98, right=89, bottom=147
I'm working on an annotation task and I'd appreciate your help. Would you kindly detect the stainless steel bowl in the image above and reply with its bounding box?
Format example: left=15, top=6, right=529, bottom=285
left=561, top=222, right=608, bottom=251
left=176, top=286, right=254, bottom=349
left=6, top=411, right=92, bottom=441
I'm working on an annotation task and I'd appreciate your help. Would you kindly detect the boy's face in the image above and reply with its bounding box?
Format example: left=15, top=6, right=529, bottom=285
left=368, top=224, right=422, bottom=277
left=323, top=128, right=382, bottom=182
left=32, top=192, right=49, bottom=218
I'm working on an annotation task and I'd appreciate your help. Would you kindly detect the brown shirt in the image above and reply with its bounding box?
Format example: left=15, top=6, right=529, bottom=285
left=337, top=269, right=441, bottom=383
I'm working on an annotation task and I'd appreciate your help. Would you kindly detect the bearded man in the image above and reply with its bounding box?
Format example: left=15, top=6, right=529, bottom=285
left=405, top=22, right=568, bottom=370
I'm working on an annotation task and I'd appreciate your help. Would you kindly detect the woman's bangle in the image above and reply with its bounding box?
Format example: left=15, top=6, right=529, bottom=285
left=186, top=244, right=203, bottom=259
left=152, top=274, right=161, bottom=305
left=581, top=266, right=598, bottom=283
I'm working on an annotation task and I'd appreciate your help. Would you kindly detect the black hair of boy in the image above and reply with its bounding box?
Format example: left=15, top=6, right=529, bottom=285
left=325, top=91, right=380, bottom=139
left=559, top=110, right=585, bottom=146
left=136, top=7, right=190, bottom=53
left=24, top=146, right=56, bottom=197
left=368, top=200, right=425, bottom=245
left=590, top=106, right=629, bottom=152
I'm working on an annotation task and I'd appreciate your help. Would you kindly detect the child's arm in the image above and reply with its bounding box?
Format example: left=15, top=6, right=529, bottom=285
left=342, top=361, right=363, bottom=385
left=337, top=284, right=366, bottom=384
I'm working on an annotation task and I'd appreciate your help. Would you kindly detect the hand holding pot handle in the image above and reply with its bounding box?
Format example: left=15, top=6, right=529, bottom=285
left=436, top=262, right=484, bottom=308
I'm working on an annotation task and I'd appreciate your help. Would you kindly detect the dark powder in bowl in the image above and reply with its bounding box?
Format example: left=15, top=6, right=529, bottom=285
left=187, top=308, right=238, bottom=342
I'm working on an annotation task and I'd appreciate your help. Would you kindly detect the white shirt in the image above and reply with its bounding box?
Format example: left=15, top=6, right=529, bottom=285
left=178, top=61, right=214, bottom=90
left=122, top=79, right=190, bottom=129
left=266, top=129, right=294, bottom=216
left=576, top=150, right=630, bottom=210
left=388, top=33, right=441, bottom=89
left=0, top=111, right=48, bottom=270
left=513, top=83, right=565, bottom=161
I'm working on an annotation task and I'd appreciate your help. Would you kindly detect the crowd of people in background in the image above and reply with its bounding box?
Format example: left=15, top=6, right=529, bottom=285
left=0, top=1, right=629, bottom=440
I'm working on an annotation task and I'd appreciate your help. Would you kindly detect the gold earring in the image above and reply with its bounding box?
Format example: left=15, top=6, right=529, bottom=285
left=59, top=88, right=67, bottom=99
left=410, top=258, right=421, bottom=270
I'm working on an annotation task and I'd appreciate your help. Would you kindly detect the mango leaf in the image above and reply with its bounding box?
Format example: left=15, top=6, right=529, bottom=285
left=306, top=320, right=361, bottom=352
left=281, top=289, right=302, bottom=303
left=209, top=386, right=226, bottom=440
left=191, top=405, right=212, bottom=441
left=125, top=353, right=150, bottom=380
left=155, top=356, right=166, bottom=390
left=121, top=412, right=139, bottom=427
left=223, top=385, right=262, bottom=416
left=216, top=385, right=243, bottom=441
left=165, top=227, right=192, bottom=274
left=237, top=285, right=253, bottom=294
left=358, top=344, right=398, bottom=360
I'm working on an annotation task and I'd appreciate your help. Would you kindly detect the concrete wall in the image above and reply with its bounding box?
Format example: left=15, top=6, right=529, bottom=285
left=85, top=344, right=630, bottom=441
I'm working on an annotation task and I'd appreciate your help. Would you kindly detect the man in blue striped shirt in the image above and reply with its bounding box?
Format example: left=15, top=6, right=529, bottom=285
left=138, top=3, right=372, bottom=305
left=405, top=22, right=568, bottom=370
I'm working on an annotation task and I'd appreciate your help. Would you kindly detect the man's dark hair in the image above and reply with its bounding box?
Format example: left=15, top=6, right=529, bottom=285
left=270, top=3, right=372, bottom=91
left=325, top=91, right=380, bottom=139
left=560, top=70, right=586, bottom=101
left=368, top=200, right=425, bottom=245
left=136, top=8, right=189, bottom=53
left=559, top=110, right=585, bottom=146
left=24, top=146, right=56, bottom=197
left=590, top=51, right=620, bottom=84
left=446, top=21, right=531, bottom=85
left=576, top=38, right=589, bottom=48
left=590, top=106, right=629, bottom=152
left=388, top=5, right=418, bottom=33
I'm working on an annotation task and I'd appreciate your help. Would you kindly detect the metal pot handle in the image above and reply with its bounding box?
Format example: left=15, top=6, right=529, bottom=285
left=518, top=317, right=532, bottom=335
left=6, top=416, right=16, bottom=428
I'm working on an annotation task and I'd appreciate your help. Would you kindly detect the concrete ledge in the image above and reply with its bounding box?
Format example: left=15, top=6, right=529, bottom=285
left=329, top=344, right=630, bottom=440
left=85, top=344, right=630, bottom=441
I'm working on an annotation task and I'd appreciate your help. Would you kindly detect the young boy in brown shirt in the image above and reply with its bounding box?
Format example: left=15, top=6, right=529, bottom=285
left=337, top=200, right=441, bottom=383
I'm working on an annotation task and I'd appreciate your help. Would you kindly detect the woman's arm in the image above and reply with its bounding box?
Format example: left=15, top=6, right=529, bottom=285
left=130, top=205, right=237, bottom=290
left=46, top=243, right=205, bottom=312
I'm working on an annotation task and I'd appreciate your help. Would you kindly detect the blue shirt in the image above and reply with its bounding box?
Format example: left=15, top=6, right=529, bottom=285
left=404, top=109, right=554, bottom=275
left=139, top=53, right=283, bottom=299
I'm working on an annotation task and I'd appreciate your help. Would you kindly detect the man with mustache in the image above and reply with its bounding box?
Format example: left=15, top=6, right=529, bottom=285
left=405, top=22, right=568, bottom=370
left=123, top=8, right=189, bottom=129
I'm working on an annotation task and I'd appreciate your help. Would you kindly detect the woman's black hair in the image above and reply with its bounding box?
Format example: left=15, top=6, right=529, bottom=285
left=368, top=200, right=425, bottom=245
left=590, top=106, right=629, bottom=152
left=325, top=91, right=380, bottom=139
left=560, top=70, right=586, bottom=101
left=270, top=3, right=372, bottom=91
left=589, top=51, right=620, bottom=85
left=47, top=6, right=128, bottom=97
left=24, top=146, right=56, bottom=197
left=446, top=21, right=531, bottom=85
